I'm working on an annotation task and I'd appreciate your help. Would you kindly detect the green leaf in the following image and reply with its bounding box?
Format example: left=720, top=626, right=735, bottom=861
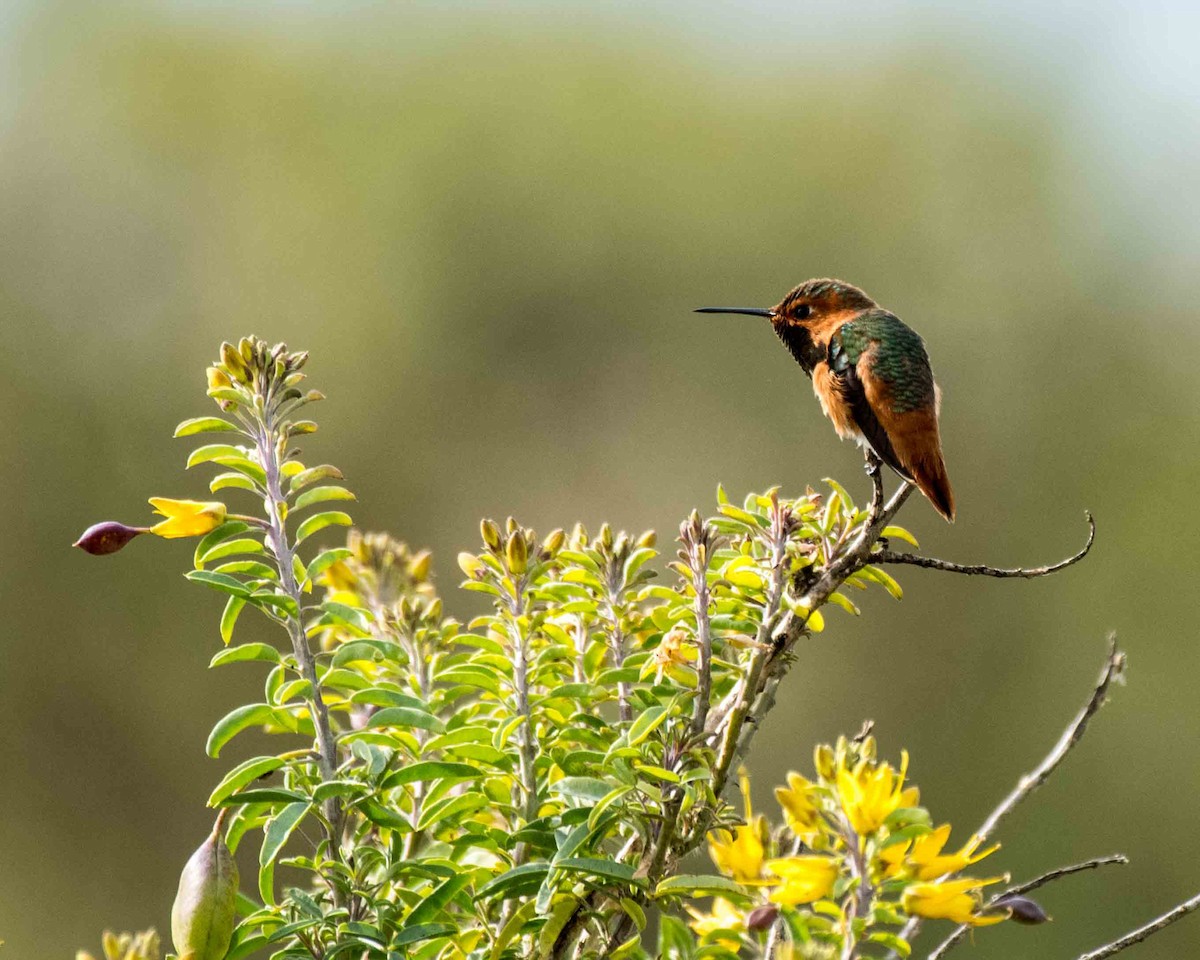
left=555, top=857, right=639, bottom=886
left=210, top=643, right=281, bottom=668
left=199, top=538, right=265, bottom=565
left=402, top=871, right=473, bottom=928
left=392, top=924, right=456, bottom=947
left=206, top=703, right=280, bottom=757
left=210, top=472, right=259, bottom=494
left=359, top=799, right=412, bottom=833
left=294, top=486, right=357, bottom=511
left=489, top=901, right=537, bottom=960
left=187, top=570, right=252, bottom=598
left=216, top=788, right=309, bottom=806
left=367, top=706, right=445, bottom=734
left=312, top=779, right=365, bottom=803
left=859, top=564, right=904, bottom=600
left=174, top=416, right=240, bottom=437
left=881, top=525, right=920, bottom=548
left=653, top=874, right=748, bottom=899
left=476, top=863, right=550, bottom=900
left=306, top=548, right=354, bottom=583
left=259, top=802, right=309, bottom=904
left=416, top=792, right=488, bottom=831
left=551, top=777, right=613, bottom=803
left=208, top=755, right=287, bottom=806
left=289, top=464, right=344, bottom=493
left=187, top=443, right=249, bottom=467
left=220, top=596, right=246, bottom=645
left=318, top=600, right=371, bottom=632
left=194, top=521, right=251, bottom=570
left=381, top=761, right=483, bottom=789
left=294, top=511, right=353, bottom=546
left=627, top=706, right=667, bottom=747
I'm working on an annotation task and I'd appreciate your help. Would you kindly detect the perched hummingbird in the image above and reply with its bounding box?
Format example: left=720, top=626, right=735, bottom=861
left=697, top=278, right=955, bottom=521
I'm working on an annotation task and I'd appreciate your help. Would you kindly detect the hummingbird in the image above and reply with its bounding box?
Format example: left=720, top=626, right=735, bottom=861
left=697, top=278, right=955, bottom=521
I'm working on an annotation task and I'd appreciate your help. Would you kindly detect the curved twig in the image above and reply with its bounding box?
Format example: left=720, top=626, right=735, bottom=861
left=873, top=511, right=1095, bottom=579
left=1076, top=890, right=1200, bottom=960
left=974, top=634, right=1124, bottom=842
left=926, top=855, right=1129, bottom=960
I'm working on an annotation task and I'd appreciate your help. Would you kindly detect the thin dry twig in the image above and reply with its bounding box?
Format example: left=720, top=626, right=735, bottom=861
left=892, top=638, right=1126, bottom=958
left=974, top=634, right=1124, bottom=842
left=1075, top=890, right=1200, bottom=960
left=926, top=855, right=1129, bottom=960
left=874, top=511, right=1095, bottom=579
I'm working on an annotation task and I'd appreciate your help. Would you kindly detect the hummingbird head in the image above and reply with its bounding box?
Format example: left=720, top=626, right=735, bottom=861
left=695, top=278, right=877, bottom=374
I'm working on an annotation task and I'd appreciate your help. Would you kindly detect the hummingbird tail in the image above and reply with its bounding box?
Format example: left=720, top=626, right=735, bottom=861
left=911, top=453, right=955, bottom=522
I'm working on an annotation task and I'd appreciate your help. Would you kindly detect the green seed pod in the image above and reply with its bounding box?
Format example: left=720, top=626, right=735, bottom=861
left=171, top=814, right=239, bottom=960
left=506, top=533, right=528, bottom=575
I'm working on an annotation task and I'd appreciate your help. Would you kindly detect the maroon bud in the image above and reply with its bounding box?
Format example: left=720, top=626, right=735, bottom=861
left=746, top=903, right=779, bottom=932
left=989, top=894, right=1051, bottom=925
left=73, top=522, right=145, bottom=556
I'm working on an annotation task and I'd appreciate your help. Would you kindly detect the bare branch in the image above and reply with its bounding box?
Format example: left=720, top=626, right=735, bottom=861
left=1075, top=890, right=1200, bottom=960
left=926, top=855, right=1128, bottom=960
left=874, top=511, right=1095, bottom=579
left=893, top=639, right=1125, bottom=959
left=974, top=635, right=1124, bottom=842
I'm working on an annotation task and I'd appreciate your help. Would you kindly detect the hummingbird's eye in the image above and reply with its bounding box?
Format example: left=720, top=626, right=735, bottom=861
left=793, top=304, right=812, bottom=319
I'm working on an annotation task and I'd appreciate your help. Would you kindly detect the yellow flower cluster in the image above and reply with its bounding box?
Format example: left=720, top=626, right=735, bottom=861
left=691, top=736, right=1010, bottom=948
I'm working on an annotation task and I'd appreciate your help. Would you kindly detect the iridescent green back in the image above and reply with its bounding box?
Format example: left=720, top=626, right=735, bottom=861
left=830, top=311, right=935, bottom=413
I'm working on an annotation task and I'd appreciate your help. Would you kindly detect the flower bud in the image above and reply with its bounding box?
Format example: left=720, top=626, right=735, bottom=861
left=506, top=533, right=528, bottom=574
left=542, top=528, right=565, bottom=555
left=206, top=366, right=232, bottom=391
left=171, top=815, right=239, bottom=960
left=480, top=519, right=502, bottom=552
left=409, top=549, right=432, bottom=582
left=636, top=530, right=657, bottom=549
left=73, top=521, right=145, bottom=556
left=814, top=744, right=836, bottom=782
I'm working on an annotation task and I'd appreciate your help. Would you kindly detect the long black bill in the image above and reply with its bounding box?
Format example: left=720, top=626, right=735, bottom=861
left=694, top=306, right=774, bottom=318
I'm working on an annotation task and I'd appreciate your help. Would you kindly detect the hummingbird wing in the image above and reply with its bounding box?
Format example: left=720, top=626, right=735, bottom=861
left=828, top=313, right=955, bottom=520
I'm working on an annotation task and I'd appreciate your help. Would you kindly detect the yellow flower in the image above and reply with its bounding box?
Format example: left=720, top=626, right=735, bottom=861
left=906, top=825, right=1000, bottom=881
left=902, top=876, right=1008, bottom=926
left=774, top=772, right=821, bottom=838
left=766, top=855, right=840, bottom=906
left=318, top=559, right=361, bottom=605
left=837, top=750, right=909, bottom=836
left=643, top=626, right=698, bottom=684
left=685, top=897, right=745, bottom=945
left=708, top=770, right=768, bottom=884
left=147, top=498, right=226, bottom=538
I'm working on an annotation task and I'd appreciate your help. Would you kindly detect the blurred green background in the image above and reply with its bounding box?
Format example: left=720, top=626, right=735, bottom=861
left=2, top=0, right=1198, bottom=956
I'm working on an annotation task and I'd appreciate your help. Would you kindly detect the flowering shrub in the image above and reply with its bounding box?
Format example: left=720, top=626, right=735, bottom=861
left=79, top=337, right=1188, bottom=960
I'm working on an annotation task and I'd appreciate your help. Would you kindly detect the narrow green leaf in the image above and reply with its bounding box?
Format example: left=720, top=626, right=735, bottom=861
left=880, top=525, right=920, bottom=548
left=210, top=472, right=258, bottom=494
left=220, top=596, right=246, bottom=645
left=208, top=756, right=287, bottom=806
left=306, top=548, right=354, bottom=583
left=174, top=416, right=240, bottom=437
left=289, top=464, right=344, bottom=493
left=295, top=511, right=353, bottom=545
left=392, top=924, right=456, bottom=947
left=206, top=703, right=279, bottom=757
left=402, top=871, right=473, bottom=928
left=367, top=706, right=445, bottom=734
left=194, top=521, right=251, bottom=570
left=380, top=761, right=482, bottom=789
left=555, top=857, right=639, bottom=885
left=627, top=706, right=667, bottom=747
left=260, top=800, right=309, bottom=872
left=294, top=486, right=357, bottom=511
left=416, top=792, right=488, bottom=831
left=187, top=570, right=251, bottom=598
left=200, top=538, right=265, bottom=565
left=187, top=443, right=248, bottom=467
left=475, top=863, right=549, bottom=900
left=551, top=777, right=613, bottom=803
left=653, top=874, right=747, bottom=899
left=210, top=643, right=281, bottom=668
